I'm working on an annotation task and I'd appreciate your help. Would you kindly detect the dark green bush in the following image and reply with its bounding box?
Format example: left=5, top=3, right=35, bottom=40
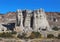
left=0, top=32, right=13, bottom=38
left=17, top=33, right=27, bottom=39
left=29, top=32, right=41, bottom=39
left=17, top=32, right=41, bottom=39
left=11, top=31, right=17, bottom=34
left=47, top=34, right=54, bottom=38
left=57, top=34, right=60, bottom=39
left=52, top=26, right=59, bottom=31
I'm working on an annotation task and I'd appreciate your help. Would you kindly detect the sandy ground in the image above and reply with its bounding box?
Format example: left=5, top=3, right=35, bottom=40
left=0, top=38, right=60, bottom=42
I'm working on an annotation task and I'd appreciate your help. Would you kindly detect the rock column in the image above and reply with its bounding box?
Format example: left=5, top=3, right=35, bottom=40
left=33, top=11, right=37, bottom=32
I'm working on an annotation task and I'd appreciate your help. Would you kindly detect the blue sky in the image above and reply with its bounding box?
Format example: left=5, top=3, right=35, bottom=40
left=0, top=0, right=60, bottom=14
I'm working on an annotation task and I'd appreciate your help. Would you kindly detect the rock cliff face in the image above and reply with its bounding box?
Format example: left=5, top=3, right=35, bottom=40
left=0, top=11, right=60, bottom=38
left=0, top=12, right=60, bottom=28
left=46, top=12, right=60, bottom=28
left=0, top=12, right=16, bottom=23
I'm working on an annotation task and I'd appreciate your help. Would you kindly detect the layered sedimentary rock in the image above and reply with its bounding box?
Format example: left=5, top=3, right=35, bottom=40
left=33, top=9, right=51, bottom=32
left=24, top=10, right=31, bottom=29
left=14, top=10, right=24, bottom=33
left=0, top=24, right=7, bottom=32
left=0, top=11, right=60, bottom=29
left=15, top=9, right=50, bottom=33
left=0, top=9, right=60, bottom=37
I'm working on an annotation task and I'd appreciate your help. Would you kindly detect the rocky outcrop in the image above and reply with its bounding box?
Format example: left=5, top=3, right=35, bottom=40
left=0, top=12, right=60, bottom=28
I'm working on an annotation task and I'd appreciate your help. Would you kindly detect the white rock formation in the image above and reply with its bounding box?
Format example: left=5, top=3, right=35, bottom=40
left=0, top=24, right=7, bottom=32
left=15, top=9, right=51, bottom=36
left=15, top=9, right=24, bottom=33
left=33, top=11, right=37, bottom=32
left=24, top=10, right=33, bottom=36
left=24, top=10, right=31, bottom=29
left=33, top=9, right=51, bottom=32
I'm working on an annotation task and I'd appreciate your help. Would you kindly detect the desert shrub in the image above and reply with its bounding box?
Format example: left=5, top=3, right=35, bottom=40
left=33, top=32, right=41, bottom=38
left=17, top=33, right=27, bottom=39
left=11, top=31, right=17, bottom=34
left=29, top=32, right=41, bottom=39
left=17, top=34, right=22, bottom=39
left=47, top=34, right=54, bottom=38
left=29, top=32, right=36, bottom=39
left=52, top=26, right=59, bottom=31
left=57, top=34, right=60, bottom=39
left=17, top=32, right=41, bottom=39
left=0, top=32, right=13, bottom=38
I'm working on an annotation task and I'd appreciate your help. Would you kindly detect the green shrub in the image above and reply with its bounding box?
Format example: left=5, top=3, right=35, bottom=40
left=29, top=32, right=41, bottom=39
left=57, top=34, right=60, bottom=39
left=47, top=34, right=54, bottom=38
left=17, top=34, right=22, bottom=39
left=17, top=33, right=27, bottom=39
left=52, top=26, right=59, bottom=31
left=17, top=32, right=41, bottom=39
left=0, top=32, right=13, bottom=38
left=11, top=31, right=17, bottom=34
left=29, top=32, right=36, bottom=39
